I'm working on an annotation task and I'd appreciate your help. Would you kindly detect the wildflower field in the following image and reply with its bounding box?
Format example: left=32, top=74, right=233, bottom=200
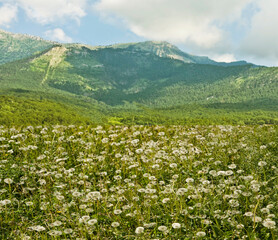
left=0, top=125, right=277, bottom=239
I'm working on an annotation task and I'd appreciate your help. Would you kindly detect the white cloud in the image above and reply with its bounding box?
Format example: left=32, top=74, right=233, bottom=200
left=94, top=0, right=278, bottom=65
left=94, top=0, right=252, bottom=50
left=44, top=28, right=73, bottom=43
left=0, top=4, right=17, bottom=27
left=18, top=0, right=87, bottom=24
left=239, top=0, right=278, bottom=65
left=211, top=54, right=236, bottom=63
left=0, top=0, right=87, bottom=24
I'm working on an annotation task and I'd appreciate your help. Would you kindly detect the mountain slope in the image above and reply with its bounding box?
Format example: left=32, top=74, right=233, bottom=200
left=0, top=30, right=277, bottom=125
left=0, top=29, right=54, bottom=65
left=24, top=44, right=271, bottom=106
left=0, top=29, right=252, bottom=67
left=6, top=45, right=252, bottom=105
left=1, top=43, right=276, bottom=107
left=98, top=41, right=252, bottom=66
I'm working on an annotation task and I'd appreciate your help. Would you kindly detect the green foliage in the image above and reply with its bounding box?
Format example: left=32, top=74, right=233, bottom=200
left=110, top=104, right=278, bottom=125
left=145, top=67, right=278, bottom=108
left=0, top=95, right=93, bottom=125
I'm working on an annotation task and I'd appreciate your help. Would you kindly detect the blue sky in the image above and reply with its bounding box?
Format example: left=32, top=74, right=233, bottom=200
left=0, top=0, right=277, bottom=66
left=2, top=2, right=145, bottom=46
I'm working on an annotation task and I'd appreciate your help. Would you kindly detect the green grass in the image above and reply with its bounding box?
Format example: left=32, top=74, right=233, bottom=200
left=0, top=125, right=277, bottom=239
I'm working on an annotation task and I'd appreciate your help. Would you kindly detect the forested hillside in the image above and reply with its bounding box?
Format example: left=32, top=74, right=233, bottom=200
left=0, top=30, right=277, bottom=125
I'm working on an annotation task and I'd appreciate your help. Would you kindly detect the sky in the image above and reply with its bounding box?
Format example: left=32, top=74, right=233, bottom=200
left=0, top=0, right=277, bottom=66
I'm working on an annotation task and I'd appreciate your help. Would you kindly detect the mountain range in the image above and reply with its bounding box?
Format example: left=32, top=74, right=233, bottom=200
left=0, top=29, right=277, bottom=125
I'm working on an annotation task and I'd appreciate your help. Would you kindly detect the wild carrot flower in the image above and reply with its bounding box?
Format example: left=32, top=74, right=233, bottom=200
left=158, top=226, right=168, bottom=232
left=4, top=178, right=13, bottom=184
left=111, top=222, right=120, bottom=227
left=196, top=231, right=206, bottom=237
left=262, top=219, right=276, bottom=229
left=172, top=223, right=181, bottom=229
left=135, top=227, right=144, bottom=234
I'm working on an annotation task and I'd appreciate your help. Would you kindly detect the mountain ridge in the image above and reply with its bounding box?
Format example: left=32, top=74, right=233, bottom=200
left=0, top=28, right=254, bottom=67
left=99, top=40, right=253, bottom=67
left=0, top=29, right=277, bottom=125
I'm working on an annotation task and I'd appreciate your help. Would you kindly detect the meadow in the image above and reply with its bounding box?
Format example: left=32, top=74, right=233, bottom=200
left=0, top=124, right=277, bottom=239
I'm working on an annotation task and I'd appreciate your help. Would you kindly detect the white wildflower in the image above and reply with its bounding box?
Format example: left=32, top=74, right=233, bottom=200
left=258, top=161, right=267, bottom=167
left=196, top=231, right=206, bottom=237
left=186, top=178, right=194, bottom=183
left=172, top=223, right=181, bottom=229
left=158, top=226, right=168, bottom=232
left=28, top=225, right=46, bottom=232
left=4, top=178, right=13, bottom=184
left=87, top=219, right=97, bottom=225
left=114, top=209, right=122, bottom=215
left=262, top=219, right=276, bottom=229
left=135, top=227, right=144, bottom=234
left=111, top=222, right=120, bottom=227
left=64, top=228, right=73, bottom=234
left=228, top=164, right=237, bottom=169
left=0, top=199, right=11, bottom=206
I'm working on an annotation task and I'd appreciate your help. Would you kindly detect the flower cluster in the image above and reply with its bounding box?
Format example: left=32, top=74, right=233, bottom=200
left=0, top=124, right=277, bottom=239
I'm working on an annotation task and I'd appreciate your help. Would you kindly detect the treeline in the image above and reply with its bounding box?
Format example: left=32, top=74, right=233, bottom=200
left=0, top=96, right=93, bottom=126
left=111, top=108, right=278, bottom=125
left=1, top=93, right=277, bottom=126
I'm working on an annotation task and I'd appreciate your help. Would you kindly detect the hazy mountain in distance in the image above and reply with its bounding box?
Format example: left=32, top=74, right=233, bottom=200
left=94, top=40, right=253, bottom=67
left=0, top=29, right=54, bottom=65
left=0, top=29, right=253, bottom=67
